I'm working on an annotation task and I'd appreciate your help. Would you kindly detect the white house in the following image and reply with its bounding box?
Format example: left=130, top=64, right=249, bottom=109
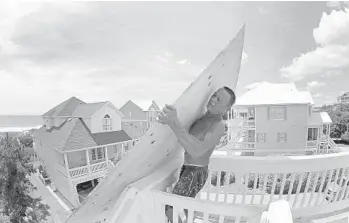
left=224, top=82, right=335, bottom=156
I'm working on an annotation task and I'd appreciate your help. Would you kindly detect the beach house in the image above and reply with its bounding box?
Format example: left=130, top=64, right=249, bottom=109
left=33, top=97, right=139, bottom=208
left=120, top=100, right=161, bottom=138
left=224, top=82, right=335, bottom=155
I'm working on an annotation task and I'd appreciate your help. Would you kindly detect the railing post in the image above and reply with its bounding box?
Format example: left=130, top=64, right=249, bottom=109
left=86, top=149, right=91, bottom=175
left=105, top=146, right=109, bottom=163
left=121, top=143, right=125, bottom=157
left=64, top=153, right=70, bottom=177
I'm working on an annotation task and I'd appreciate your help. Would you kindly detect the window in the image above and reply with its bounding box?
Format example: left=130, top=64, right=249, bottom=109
left=103, top=114, right=112, bottom=131
left=257, top=133, right=266, bottom=143
left=247, top=130, right=255, bottom=142
left=308, top=128, right=319, bottom=141
left=91, top=147, right=104, bottom=161
left=269, top=107, right=286, bottom=120
left=277, top=132, right=287, bottom=143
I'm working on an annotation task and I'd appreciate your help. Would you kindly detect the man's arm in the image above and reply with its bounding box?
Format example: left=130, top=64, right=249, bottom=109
left=169, top=120, right=225, bottom=158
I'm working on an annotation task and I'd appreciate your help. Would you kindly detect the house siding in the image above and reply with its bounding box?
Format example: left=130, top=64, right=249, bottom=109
left=90, top=104, right=122, bottom=133
left=255, top=104, right=308, bottom=154
left=34, top=138, right=78, bottom=207
left=67, top=151, right=87, bottom=169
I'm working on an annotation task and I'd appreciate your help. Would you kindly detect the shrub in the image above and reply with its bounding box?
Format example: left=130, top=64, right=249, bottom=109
left=246, top=169, right=344, bottom=195
left=210, top=171, right=236, bottom=186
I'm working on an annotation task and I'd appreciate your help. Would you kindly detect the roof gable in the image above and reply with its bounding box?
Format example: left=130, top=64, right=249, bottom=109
left=35, top=118, right=79, bottom=151
left=63, top=118, right=97, bottom=151
left=35, top=117, right=132, bottom=152
left=119, top=100, right=146, bottom=120
left=148, top=100, right=161, bottom=111
left=72, top=102, right=107, bottom=118
left=42, top=97, right=85, bottom=117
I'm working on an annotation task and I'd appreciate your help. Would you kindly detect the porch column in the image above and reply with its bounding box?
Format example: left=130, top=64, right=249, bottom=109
left=121, top=143, right=125, bottom=157
left=64, top=153, right=70, bottom=177
left=86, top=149, right=91, bottom=175
left=105, top=146, right=109, bottom=162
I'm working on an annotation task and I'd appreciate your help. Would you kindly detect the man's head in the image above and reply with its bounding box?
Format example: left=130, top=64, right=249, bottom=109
left=206, top=86, right=236, bottom=115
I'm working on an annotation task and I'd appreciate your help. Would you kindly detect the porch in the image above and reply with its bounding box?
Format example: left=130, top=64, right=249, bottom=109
left=111, top=151, right=349, bottom=223
left=64, top=138, right=140, bottom=179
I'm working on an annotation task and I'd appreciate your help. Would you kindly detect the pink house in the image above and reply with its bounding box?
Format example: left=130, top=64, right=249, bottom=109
left=33, top=97, right=139, bottom=208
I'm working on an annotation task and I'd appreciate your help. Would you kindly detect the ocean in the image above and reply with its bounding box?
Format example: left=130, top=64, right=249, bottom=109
left=0, top=115, right=43, bottom=132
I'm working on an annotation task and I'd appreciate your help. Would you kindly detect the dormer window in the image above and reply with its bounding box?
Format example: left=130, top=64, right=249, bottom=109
left=103, top=114, right=112, bottom=131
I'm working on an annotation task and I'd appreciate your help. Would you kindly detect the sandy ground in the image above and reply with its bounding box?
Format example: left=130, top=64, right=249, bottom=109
left=29, top=174, right=71, bottom=223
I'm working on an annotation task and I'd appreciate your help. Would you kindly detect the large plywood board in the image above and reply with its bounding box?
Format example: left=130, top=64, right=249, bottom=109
left=66, top=25, right=245, bottom=223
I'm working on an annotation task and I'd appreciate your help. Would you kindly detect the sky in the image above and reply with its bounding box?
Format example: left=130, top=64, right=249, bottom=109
left=1, top=1, right=349, bottom=115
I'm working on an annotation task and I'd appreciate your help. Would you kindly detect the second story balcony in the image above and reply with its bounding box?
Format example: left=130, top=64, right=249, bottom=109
left=64, top=138, right=140, bottom=181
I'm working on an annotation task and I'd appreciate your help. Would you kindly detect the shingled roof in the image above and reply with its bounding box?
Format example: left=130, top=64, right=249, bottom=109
left=42, top=97, right=86, bottom=117
left=35, top=118, right=131, bottom=152
left=72, top=102, right=107, bottom=118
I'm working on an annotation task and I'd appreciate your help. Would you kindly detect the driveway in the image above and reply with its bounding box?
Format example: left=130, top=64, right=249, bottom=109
left=29, top=174, right=72, bottom=223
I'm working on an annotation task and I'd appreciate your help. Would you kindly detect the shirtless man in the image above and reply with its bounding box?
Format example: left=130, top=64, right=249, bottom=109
left=158, top=86, right=236, bottom=223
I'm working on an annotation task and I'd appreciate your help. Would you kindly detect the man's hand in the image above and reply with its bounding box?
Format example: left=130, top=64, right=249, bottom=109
left=157, top=104, right=179, bottom=127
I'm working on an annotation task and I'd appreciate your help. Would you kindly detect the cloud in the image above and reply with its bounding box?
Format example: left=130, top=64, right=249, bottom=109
left=280, top=8, right=349, bottom=81
left=176, top=59, right=191, bottom=65
left=326, top=1, right=341, bottom=9
left=258, top=7, right=269, bottom=15
left=312, top=93, right=323, bottom=98
left=307, top=81, right=326, bottom=88
left=0, top=2, right=248, bottom=114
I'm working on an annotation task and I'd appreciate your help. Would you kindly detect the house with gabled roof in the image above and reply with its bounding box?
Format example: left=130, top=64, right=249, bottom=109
left=33, top=97, right=140, bottom=208
left=224, top=82, right=335, bottom=156
left=120, top=100, right=162, bottom=138
left=337, top=92, right=349, bottom=104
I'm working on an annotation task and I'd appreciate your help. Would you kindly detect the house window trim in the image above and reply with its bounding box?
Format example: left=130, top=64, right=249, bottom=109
left=91, top=147, right=105, bottom=161
left=269, top=107, right=287, bottom=121
left=277, top=132, right=287, bottom=143
left=103, top=114, right=112, bottom=131
left=307, top=127, right=319, bottom=141
left=257, top=133, right=266, bottom=143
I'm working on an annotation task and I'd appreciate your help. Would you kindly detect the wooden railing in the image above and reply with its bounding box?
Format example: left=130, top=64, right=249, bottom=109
left=306, top=140, right=318, bottom=148
left=67, top=138, right=140, bottom=179
left=153, top=190, right=265, bottom=223
left=201, top=153, right=349, bottom=220
left=69, top=166, right=89, bottom=178
left=90, top=161, right=107, bottom=173
left=242, top=120, right=256, bottom=128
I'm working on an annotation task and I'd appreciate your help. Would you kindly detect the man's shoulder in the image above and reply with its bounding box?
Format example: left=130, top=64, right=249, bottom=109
left=212, top=120, right=225, bottom=133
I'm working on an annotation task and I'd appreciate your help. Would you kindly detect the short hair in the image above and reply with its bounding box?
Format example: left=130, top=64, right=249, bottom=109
left=223, top=86, right=236, bottom=108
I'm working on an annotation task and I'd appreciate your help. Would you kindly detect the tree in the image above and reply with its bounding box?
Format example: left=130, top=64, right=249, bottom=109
left=319, top=104, right=349, bottom=138
left=18, top=133, right=34, bottom=148
left=0, top=134, right=50, bottom=223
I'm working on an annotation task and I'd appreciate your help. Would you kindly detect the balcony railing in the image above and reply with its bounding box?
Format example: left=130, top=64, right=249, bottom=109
left=307, top=140, right=318, bottom=148
left=69, top=166, right=89, bottom=178
left=90, top=161, right=107, bottom=173
left=242, top=120, right=256, bottom=128
left=98, top=148, right=349, bottom=223
left=67, top=138, right=140, bottom=179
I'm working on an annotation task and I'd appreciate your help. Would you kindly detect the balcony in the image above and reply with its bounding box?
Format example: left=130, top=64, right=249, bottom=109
left=66, top=138, right=140, bottom=180
left=109, top=151, right=349, bottom=223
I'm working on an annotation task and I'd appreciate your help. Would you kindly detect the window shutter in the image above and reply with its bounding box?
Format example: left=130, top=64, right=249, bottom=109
left=285, top=132, right=287, bottom=142
left=284, top=107, right=287, bottom=120
left=267, top=107, right=270, bottom=120
left=277, top=133, right=280, bottom=143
